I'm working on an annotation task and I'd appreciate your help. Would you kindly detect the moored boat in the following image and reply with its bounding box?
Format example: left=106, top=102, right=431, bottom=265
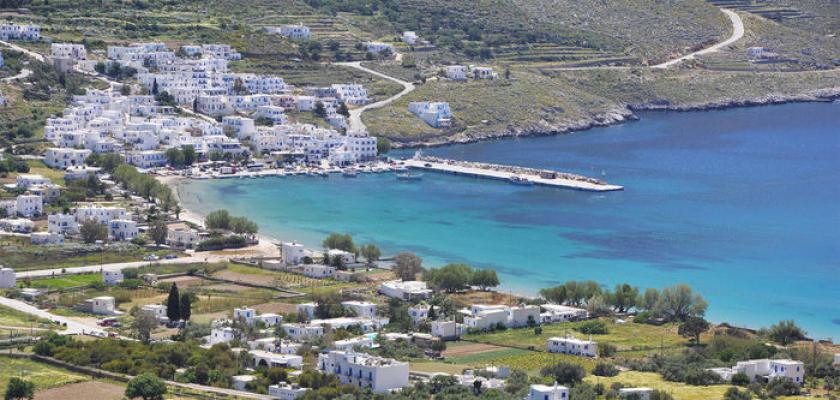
left=509, top=175, right=534, bottom=186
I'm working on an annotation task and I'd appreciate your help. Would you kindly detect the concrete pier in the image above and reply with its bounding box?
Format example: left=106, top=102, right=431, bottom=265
left=403, top=158, right=623, bottom=192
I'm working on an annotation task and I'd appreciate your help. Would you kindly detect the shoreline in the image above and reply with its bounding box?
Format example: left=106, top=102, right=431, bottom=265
left=388, top=88, right=840, bottom=149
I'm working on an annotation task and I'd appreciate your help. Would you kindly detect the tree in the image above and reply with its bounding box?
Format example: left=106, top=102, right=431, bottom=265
left=4, top=378, right=34, bottom=400
left=425, top=263, right=472, bottom=292
left=151, top=79, right=159, bottom=95
left=660, top=284, right=707, bottom=321
left=179, top=294, right=192, bottom=321
left=165, top=147, right=185, bottom=167
left=540, top=285, right=568, bottom=304
left=470, top=269, right=499, bottom=291
left=392, top=252, right=423, bottom=281
left=767, top=320, right=807, bottom=345
left=132, top=311, right=158, bottom=344
left=182, top=145, right=196, bottom=166
left=205, top=209, right=231, bottom=230
left=337, top=102, right=350, bottom=118
left=149, top=219, right=168, bottom=246
left=592, top=363, right=619, bottom=377
left=724, top=387, right=751, bottom=400
left=166, top=283, right=180, bottom=322
left=541, top=362, right=586, bottom=386
left=229, top=216, right=258, bottom=235
left=679, top=316, right=710, bottom=344
left=322, top=232, right=355, bottom=253
left=359, top=243, right=381, bottom=265
left=612, top=283, right=639, bottom=313
left=125, top=373, right=167, bottom=400
left=376, top=137, right=391, bottom=154
left=233, top=77, right=247, bottom=95
left=640, top=288, right=660, bottom=311
left=313, top=101, right=326, bottom=118
left=80, top=218, right=108, bottom=244
left=120, top=84, right=131, bottom=96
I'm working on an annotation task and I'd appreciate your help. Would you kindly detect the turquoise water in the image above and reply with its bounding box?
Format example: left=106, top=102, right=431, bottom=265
left=178, top=102, right=840, bottom=338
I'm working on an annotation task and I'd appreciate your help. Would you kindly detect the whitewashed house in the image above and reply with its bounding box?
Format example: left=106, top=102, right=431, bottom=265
left=378, top=280, right=432, bottom=301
left=281, top=323, right=324, bottom=340
left=31, top=232, right=64, bottom=245
left=126, top=150, right=166, bottom=168
left=273, top=24, right=311, bottom=40
left=141, top=304, right=168, bottom=323
left=15, top=174, right=51, bottom=189
left=269, top=382, right=308, bottom=399
left=282, top=241, right=308, bottom=265
left=408, top=102, right=452, bottom=128
left=51, top=43, right=87, bottom=61
left=364, top=42, right=394, bottom=55
left=208, top=326, right=235, bottom=345
left=318, top=351, right=409, bottom=393
left=223, top=116, right=256, bottom=139
left=342, top=301, right=377, bottom=318
left=166, top=223, right=199, bottom=249
left=708, top=359, right=805, bottom=386
left=48, top=213, right=80, bottom=235
left=619, top=388, right=653, bottom=400
left=74, top=205, right=127, bottom=225
left=508, top=305, right=540, bottom=328
left=540, top=304, right=588, bottom=323
left=15, top=195, right=43, bottom=217
left=87, top=296, right=116, bottom=315
left=331, top=84, right=369, bottom=105
left=0, top=267, right=16, bottom=289
left=0, top=24, right=40, bottom=40
left=303, top=264, right=336, bottom=279
left=103, top=270, right=124, bottom=285
left=326, top=249, right=356, bottom=265
left=402, top=31, right=418, bottom=45
left=547, top=336, right=598, bottom=358
left=444, top=65, right=467, bottom=80
left=472, top=66, right=497, bottom=80
left=44, top=148, right=91, bottom=169
left=296, top=303, right=317, bottom=319
left=528, top=384, right=569, bottom=400
left=431, top=320, right=463, bottom=341
left=109, top=219, right=138, bottom=241
left=408, top=304, right=430, bottom=324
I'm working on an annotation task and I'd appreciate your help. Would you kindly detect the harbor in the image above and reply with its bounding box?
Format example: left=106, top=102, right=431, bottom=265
left=403, top=156, right=623, bottom=192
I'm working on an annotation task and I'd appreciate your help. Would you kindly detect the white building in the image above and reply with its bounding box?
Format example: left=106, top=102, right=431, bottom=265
left=103, top=270, right=124, bottom=285
left=408, top=304, right=430, bottom=324
left=464, top=306, right=508, bottom=331
left=318, top=351, right=409, bottom=393
left=709, top=359, right=805, bottom=386
left=309, top=317, right=388, bottom=334
left=31, top=232, right=65, bottom=245
left=431, top=320, right=463, bottom=341
left=326, top=249, right=356, bottom=265
left=74, top=205, right=127, bottom=225
left=166, top=223, right=199, bottom=249
left=88, top=296, right=116, bottom=315
left=296, top=302, right=317, bottom=319
left=282, top=241, right=307, bottom=265
left=0, top=267, right=16, bottom=289
left=15, top=174, right=51, bottom=189
left=334, top=335, right=376, bottom=352
left=0, top=24, right=40, bottom=40
left=281, top=323, right=325, bottom=340
left=342, top=301, right=378, bottom=318
left=378, top=280, right=432, bottom=301
left=272, top=24, right=311, bottom=40
left=364, top=42, right=394, bottom=55
left=834, top=353, right=840, bottom=366
left=141, top=304, right=168, bottom=322
left=44, top=148, right=91, bottom=169
left=127, top=150, right=166, bottom=168
left=48, top=213, right=80, bottom=235
left=472, top=66, right=497, bottom=80
left=255, top=105, right=288, bottom=124
left=208, top=326, right=235, bottom=345
left=508, top=305, right=540, bottom=328
left=619, top=388, right=653, bottom=400
left=303, top=264, right=336, bottom=279
left=528, top=384, right=569, bottom=400
left=51, top=43, right=87, bottom=61
left=15, top=195, right=43, bottom=217
left=408, top=101, right=452, bottom=128
left=331, top=84, right=369, bottom=105
left=547, top=336, right=598, bottom=358
left=540, top=304, right=588, bottom=324
left=109, top=219, right=138, bottom=241
left=223, top=116, right=256, bottom=139
left=269, top=382, right=308, bottom=400
left=444, top=65, right=467, bottom=80
left=402, top=31, right=418, bottom=45
left=232, top=375, right=256, bottom=391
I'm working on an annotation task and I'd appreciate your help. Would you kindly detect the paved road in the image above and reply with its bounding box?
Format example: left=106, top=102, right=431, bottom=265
left=335, top=60, right=416, bottom=132
left=1, top=68, right=31, bottom=82
left=652, top=9, right=744, bottom=68
left=0, top=39, right=46, bottom=62
left=0, top=297, right=105, bottom=336
left=15, top=253, right=226, bottom=279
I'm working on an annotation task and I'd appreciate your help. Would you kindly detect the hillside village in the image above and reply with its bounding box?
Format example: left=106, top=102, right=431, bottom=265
left=0, top=1, right=839, bottom=399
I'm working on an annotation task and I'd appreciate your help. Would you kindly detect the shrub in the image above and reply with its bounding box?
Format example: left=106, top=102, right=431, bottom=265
left=599, top=342, right=617, bottom=358
left=684, top=369, right=723, bottom=386
left=576, top=319, right=608, bottom=334
left=724, top=387, right=752, bottom=400
left=592, top=363, right=619, bottom=377
left=541, top=362, right=586, bottom=386
left=731, top=372, right=751, bottom=386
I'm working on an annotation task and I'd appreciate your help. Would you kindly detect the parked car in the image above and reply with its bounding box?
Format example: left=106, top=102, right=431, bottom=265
left=164, top=254, right=178, bottom=260
left=144, top=254, right=159, bottom=261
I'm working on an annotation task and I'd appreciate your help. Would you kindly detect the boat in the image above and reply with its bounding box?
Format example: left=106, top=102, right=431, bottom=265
left=317, top=170, right=329, bottom=177
left=396, top=171, right=423, bottom=180
left=509, top=175, right=534, bottom=186
left=342, top=168, right=358, bottom=177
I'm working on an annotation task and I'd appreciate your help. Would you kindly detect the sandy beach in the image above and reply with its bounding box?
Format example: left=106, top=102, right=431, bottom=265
left=157, top=174, right=281, bottom=258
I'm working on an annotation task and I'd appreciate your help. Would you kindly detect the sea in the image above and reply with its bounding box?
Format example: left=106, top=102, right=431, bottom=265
left=177, top=102, right=840, bottom=338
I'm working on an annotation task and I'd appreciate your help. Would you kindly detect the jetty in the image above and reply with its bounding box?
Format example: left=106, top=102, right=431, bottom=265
left=404, top=156, right=623, bottom=192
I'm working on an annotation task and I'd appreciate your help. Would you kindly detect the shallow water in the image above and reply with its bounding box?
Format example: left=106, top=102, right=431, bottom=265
left=179, top=102, right=840, bottom=338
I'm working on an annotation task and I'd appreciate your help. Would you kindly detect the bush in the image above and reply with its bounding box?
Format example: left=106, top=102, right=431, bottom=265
left=684, top=369, right=722, bottom=386
left=599, top=342, right=617, bottom=358
left=541, top=362, right=586, bottom=386
left=196, top=235, right=246, bottom=251
left=592, top=363, right=619, bottom=377
left=724, top=387, right=752, bottom=400
left=576, top=319, right=608, bottom=334
left=767, top=377, right=800, bottom=396
left=731, top=372, right=751, bottom=386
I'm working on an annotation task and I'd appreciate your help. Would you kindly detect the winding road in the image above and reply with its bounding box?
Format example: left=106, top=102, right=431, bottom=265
left=0, top=297, right=106, bottom=336
left=652, top=9, right=744, bottom=68
left=335, top=61, right=416, bottom=132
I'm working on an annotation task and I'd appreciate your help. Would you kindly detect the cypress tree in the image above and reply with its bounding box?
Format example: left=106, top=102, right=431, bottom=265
left=179, top=294, right=192, bottom=321
left=166, top=283, right=180, bottom=322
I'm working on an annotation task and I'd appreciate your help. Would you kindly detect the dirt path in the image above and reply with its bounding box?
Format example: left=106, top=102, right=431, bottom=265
left=334, top=59, right=416, bottom=133
left=35, top=381, right=124, bottom=400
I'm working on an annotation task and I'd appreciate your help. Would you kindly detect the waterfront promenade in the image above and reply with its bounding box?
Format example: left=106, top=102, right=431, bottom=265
left=403, top=159, right=623, bottom=192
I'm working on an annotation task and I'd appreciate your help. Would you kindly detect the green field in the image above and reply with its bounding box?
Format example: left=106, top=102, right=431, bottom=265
left=463, top=319, right=687, bottom=353
left=0, top=305, right=54, bottom=330
left=0, top=236, right=179, bottom=272
left=0, top=356, right=89, bottom=394
left=26, top=274, right=103, bottom=290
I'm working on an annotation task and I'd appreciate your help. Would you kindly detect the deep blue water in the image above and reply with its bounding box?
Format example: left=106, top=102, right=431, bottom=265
left=178, top=102, right=840, bottom=338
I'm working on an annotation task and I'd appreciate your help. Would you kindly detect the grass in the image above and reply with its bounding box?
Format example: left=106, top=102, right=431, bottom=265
left=0, top=305, right=54, bottom=330
left=583, top=371, right=737, bottom=400
left=24, top=274, right=103, bottom=290
left=20, top=160, right=66, bottom=186
left=0, top=356, right=89, bottom=394
left=0, top=236, right=180, bottom=272
left=463, top=318, right=686, bottom=353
